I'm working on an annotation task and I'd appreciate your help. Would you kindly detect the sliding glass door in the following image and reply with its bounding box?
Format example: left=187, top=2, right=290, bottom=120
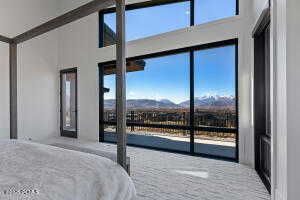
left=99, top=40, right=238, bottom=160
left=100, top=53, right=191, bottom=152
left=60, top=68, right=78, bottom=138
left=194, top=45, right=237, bottom=158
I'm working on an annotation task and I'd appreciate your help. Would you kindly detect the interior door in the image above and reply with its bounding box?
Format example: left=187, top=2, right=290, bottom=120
left=60, top=68, right=78, bottom=138
left=254, top=24, right=271, bottom=193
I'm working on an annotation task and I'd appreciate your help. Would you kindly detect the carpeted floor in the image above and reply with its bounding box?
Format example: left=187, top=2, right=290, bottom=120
left=41, top=137, right=270, bottom=200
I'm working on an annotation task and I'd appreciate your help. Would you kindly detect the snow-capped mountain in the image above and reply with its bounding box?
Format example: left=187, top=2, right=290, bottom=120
left=104, top=95, right=235, bottom=109
left=179, top=95, right=235, bottom=108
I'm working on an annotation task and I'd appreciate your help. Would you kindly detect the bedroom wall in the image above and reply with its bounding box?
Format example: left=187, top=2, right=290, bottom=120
left=0, top=0, right=60, bottom=141
left=18, top=33, right=59, bottom=141
left=58, top=13, right=100, bottom=142
left=286, top=1, right=300, bottom=199
left=273, top=0, right=300, bottom=199
left=58, top=0, right=255, bottom=166
left=0, top=42, right=10, bottom=140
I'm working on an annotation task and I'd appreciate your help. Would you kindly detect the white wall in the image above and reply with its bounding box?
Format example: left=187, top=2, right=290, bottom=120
left=0, top=42, right=10, bottom=139
left=271, top=0, right=287, bottom=199
left=58, top=13, right=100, bottom=141
left=272, top=0, right=300, bottom=199
left=58, top=0, right=255, bottom=166
left=285, top=0, right=300, bottom=199
left=18, top=32, right=59, bottom=141
left=0, top=0, right=60, bottom=141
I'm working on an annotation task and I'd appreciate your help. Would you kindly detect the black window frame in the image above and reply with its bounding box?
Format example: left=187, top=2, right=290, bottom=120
left=60, top=68, right=78, bottom=139
left=98, top=39, right=239, bottom=162
left=99, top=0, right=239, bottom=48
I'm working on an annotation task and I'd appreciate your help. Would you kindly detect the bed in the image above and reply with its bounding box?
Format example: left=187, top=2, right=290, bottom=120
left=0, top=140, right=136, bottom=200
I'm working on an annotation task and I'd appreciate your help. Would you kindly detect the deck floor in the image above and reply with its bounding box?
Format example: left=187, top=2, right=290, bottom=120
left=104, top=131, right=236, bottom=159
left=41, top=137, right=270, bottom=200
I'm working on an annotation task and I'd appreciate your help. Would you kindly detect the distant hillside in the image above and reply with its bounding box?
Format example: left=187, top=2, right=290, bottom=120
left=179, top=95, right=235, bottom=108
left=104, top=99, right=179, bottom=109
left=104, top=95, right=235, bottom=109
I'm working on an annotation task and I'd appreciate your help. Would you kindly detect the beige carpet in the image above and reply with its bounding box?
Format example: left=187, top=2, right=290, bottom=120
left=41, top=137, right=270, bottom=200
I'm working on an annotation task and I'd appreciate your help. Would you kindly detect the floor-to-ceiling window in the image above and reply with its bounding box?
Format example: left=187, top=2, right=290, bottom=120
left=99, top=40, right=238, bottom=160
left=99, top=0, right=238, bottom=47
left=194, top=45, right=237, bottom=158
left=99, top=0, right=238, bottom=159
left=101, top=53, right=191, bottom=152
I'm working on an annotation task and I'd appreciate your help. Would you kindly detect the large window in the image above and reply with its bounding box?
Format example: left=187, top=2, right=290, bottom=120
left=194, top=45, right=236, bottom=158
left=99, top=40, right=238, bottom=160
left=100, top=0, right=238, bottom=47
left=102, top=53, right=191, bottom=152
left=102, top=1, right=190, bottom=46
left=194, top=0, right=237, bottom=24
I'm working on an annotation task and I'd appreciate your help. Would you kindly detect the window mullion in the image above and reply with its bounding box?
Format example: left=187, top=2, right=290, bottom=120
left=190, top=0, right=195, bottom=26
left=189, top=50, right=195, bottom=154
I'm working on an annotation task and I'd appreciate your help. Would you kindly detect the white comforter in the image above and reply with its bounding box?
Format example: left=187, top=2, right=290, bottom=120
left=0, top=140, right=136, bottom=200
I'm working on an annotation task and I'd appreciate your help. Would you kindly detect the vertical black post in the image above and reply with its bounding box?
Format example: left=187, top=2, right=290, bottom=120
left=190, top=0, right=195, bottom=154
left=60, top=71, right=63, bottom=135
left=236, top=0, right=239, bottom=15
left=116, top=0, right=127, bottom=170
left=235, top=41, right=239, bottom=162
left=10, top=43, right=18, bottom=139
left=99, top=65, right=105, bottom=142
left=190, top=0, right=195, bottom=26
left=190, top=51, right=195, bottom=154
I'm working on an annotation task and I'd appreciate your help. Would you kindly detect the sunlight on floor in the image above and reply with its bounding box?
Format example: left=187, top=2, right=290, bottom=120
left=174, top=169, right=209, bottom=179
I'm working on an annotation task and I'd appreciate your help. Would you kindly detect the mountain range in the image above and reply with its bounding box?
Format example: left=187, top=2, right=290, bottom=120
left=104, top=95, right=235, bottom=109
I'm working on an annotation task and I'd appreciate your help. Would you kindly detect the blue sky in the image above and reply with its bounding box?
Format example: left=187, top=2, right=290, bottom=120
left=103, top=0, right=236, bottom=104
left=195, top=0, right=236, bottom=24
left=104, top=45, right=235, bottom=103
left=104, top=2, right=190, bottom=41
left=104, top=0, right=236, bottom=41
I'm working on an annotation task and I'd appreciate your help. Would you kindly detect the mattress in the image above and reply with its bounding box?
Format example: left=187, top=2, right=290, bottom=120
left=0, top=140, right=136, bottom=200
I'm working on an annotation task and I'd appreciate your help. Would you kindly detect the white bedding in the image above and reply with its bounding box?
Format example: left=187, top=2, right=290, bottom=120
left=0, top=140, right=136, bottom=200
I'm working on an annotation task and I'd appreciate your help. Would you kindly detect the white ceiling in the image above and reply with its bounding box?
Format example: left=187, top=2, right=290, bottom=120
left=0, top=0, right=60, bottom=38
left=0, top=0, right=149, bottom=39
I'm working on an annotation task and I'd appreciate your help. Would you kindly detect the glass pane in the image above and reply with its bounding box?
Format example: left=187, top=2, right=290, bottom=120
left=194, top=45, right=236, bottom=158
left=103, top=1, right=190, bottom=46
left=103, top=53, right=190, bottom=152
left=62, top=72, right=77, bottom=131
left=195, top=0, right=236, bottom=25
left=103, top=74, right=116, bottom=133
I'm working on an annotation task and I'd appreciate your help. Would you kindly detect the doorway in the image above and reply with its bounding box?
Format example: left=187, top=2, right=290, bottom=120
left=60, top=68, right=78, bottom=138
left=253, top=10, right=271, bottom=193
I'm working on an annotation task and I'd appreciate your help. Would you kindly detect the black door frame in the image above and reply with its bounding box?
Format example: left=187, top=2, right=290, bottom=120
left=60, top=68, right=78, bottom=138
left=98, top=39, right=239, bottom=161
left=253, top=7, right=271, bottom=193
